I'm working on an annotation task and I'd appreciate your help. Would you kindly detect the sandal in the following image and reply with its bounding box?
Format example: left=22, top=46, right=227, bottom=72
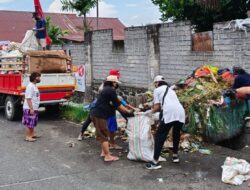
left=32, top=135, right=41, bottom=138
left=25, top=138, right=37, bottom=142
left=104, top=156, right=119, bottom=162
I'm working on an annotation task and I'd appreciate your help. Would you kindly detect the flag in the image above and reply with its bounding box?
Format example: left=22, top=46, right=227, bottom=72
left=34, top=0, right=52, bottom=46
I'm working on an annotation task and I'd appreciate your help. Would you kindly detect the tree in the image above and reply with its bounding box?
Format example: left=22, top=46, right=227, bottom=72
left=46, top=17, right=68, bottom=45
left=61, top=0, right=98, bottom=32
left=152, top=0, right=249, bottom=32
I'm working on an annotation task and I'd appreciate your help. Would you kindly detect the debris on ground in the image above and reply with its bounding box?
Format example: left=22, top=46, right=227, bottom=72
left=66, top=141, right=76, bottom=148
left=221, top=157, right=250, bottom=186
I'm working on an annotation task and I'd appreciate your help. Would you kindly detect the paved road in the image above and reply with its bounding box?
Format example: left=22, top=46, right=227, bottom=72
left=0, top=111, right=249, bottom=190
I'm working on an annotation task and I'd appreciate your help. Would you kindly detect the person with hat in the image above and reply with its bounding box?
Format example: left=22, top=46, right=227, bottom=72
left=90, top=75, right=133, bottom=162
left=145, top=75, right=185, bottom=170
left=77, top=69, right=121, bottom=141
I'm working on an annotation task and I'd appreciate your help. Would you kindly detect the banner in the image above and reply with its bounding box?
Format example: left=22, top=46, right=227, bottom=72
left=75, top=65, right=86, bottom=92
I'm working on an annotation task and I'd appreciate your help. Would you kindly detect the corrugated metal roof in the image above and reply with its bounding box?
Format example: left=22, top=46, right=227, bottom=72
left=0, top=10, right=125, bottom=42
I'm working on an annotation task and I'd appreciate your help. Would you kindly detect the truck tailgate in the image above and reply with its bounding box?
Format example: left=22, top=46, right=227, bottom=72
left=22, top=73, right=75, bottom=102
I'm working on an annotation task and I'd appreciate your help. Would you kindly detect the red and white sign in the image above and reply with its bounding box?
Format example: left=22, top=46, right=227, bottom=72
left=75, top=65, right=85, bottom=92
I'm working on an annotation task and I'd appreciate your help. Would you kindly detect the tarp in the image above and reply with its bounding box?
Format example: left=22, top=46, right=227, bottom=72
left=182, top=100, right=248, bottom=143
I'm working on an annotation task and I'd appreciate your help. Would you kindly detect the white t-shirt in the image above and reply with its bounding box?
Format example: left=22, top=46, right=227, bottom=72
left=153, top=85, right=185, bottom=124
left=23, top=83, right=40, bottom=110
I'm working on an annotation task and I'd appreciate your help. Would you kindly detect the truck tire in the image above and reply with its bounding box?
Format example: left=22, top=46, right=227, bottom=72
left=5, top=96, right=22, bottom=121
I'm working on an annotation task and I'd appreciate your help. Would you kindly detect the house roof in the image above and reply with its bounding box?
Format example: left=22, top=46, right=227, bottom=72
left=0, top=10, right=125, bottom=42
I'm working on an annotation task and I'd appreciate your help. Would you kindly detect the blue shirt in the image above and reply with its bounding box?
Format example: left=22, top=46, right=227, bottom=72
left=233, top=73, right=250, bottom=99
left=36, top=19, right=46, bottom=39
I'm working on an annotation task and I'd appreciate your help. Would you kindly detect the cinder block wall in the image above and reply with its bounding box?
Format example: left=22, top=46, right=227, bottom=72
left=53, top=20, right=250, bottom=101
left=50, top=44, right=85, bottom=66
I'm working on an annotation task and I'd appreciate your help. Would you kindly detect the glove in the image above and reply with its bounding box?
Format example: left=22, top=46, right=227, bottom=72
left=144, top=110, right=153, bottom=117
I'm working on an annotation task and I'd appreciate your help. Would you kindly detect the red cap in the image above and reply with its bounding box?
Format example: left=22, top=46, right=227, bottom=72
left=109, top=69, right=120, bottom=79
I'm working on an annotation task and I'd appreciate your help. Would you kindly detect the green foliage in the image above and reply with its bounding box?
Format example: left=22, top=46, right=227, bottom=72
left=152, top=0, right=249, bottom=32
left=60, top=104, right=89, bottom=123
left=46, top=17, right=68, bottom=45
left=61, top=0, right=98, bottom=31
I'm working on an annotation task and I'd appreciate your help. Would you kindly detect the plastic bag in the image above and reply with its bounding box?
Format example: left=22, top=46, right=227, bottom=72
left=19, top=30, right=39, bottom=53
left=126, top=114, right=154, bottom=162
left=221, top=157, right=250, bottom=185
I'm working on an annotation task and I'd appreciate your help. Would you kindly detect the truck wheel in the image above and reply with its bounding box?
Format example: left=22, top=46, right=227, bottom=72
left=5, top=96, right=21, bottom=121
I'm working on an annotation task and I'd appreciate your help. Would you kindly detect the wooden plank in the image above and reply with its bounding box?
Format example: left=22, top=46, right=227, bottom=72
left=0, top=68, right=23, bottom=71
left=0, top=62, right=23, bottom=65
left=26, top=50, right=71, bottom=61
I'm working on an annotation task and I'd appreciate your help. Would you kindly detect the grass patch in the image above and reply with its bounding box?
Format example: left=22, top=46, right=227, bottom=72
left=60, top=103, right=89, bottom=123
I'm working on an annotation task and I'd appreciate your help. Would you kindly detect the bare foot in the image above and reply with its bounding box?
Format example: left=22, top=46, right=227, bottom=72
left=25, top=138, right=37, bottom=142
left=100, top=152, right=112, bottom=157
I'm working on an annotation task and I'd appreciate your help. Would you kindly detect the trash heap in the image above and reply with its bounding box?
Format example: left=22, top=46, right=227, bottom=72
left=175, top=65, right=248, bottom=143
left=0, top=42, right=23, bottom=74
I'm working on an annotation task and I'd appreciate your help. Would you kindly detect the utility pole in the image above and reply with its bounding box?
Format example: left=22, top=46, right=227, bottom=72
left=96, top=0, right=99, bottom=29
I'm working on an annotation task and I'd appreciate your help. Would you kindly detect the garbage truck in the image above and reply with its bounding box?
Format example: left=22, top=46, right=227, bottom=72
left=0, top=50, right=75, bottom=121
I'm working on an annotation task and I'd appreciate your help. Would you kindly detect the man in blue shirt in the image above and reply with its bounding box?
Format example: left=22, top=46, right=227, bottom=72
left=33, top=12, right=46, bottom=50
left=233, top=66, right=250, bottom=109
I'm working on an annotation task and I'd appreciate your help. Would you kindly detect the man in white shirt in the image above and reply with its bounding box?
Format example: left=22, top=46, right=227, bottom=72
left=22, top=72, right=41, bottom=142
left=146, top=75, right=185, bottom=170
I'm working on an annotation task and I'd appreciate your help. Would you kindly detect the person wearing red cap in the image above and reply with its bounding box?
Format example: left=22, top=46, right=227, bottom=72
left=77, top=69, right=121, bottom=141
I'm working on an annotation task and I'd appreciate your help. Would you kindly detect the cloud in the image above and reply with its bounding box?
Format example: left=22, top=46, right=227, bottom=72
left=48, top=0, right=117, bottom=18
left=126, top=4, right=137, bottom=7
left=121, top=0, right=161, bottom=26
left=0, top=0, right=14, bottom=3
left=88, top=1, right=117, bottom=17
left=48, top=0, right=69, bottom=13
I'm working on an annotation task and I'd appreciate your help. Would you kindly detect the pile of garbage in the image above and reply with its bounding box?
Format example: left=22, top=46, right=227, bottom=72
left=175, top=65, right=248, bottom=142
left=0, top=41, right=22, bottom=59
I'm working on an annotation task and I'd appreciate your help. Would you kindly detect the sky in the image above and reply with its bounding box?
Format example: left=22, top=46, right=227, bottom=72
left=0, top=0, right=162, bottom=26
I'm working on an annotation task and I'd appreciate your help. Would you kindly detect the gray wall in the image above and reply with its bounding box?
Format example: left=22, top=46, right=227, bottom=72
left=53, top=20, right=250, bottom=97
left=86, top=20, right=250, bottom=89
left=51, top=44, right=85, bottom=66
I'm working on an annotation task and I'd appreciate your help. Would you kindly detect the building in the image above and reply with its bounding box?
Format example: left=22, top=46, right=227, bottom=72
left=0, top=10, right=125, bottom=43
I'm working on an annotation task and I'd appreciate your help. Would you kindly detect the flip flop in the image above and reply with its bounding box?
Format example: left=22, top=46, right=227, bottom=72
left=104, top=156, right=119, bottom=162
left=25, top=138, right=37, bottom=142
left=32, top=135, right=41, bottom=138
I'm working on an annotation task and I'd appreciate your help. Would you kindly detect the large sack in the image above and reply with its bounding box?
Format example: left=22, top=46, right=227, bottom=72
left=127, top=114, right=154, bottom=162
left=26, top=50, right=71, bottom=73
left=19, top=30, right=39, bottom=53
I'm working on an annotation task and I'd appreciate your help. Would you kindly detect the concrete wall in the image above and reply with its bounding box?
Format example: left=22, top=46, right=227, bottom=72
left=86, top=20, right=250, bottom=87
left=51, top=44, right=85, bottom=66
left=51, top=20, right=250, bottom=102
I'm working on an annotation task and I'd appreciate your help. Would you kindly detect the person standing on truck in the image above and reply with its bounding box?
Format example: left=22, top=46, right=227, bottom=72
left=90, top=75, right=134, bottom=162
left=22, top=72, right=41, bottom=142
left=32, top=12, right=46, bottom=50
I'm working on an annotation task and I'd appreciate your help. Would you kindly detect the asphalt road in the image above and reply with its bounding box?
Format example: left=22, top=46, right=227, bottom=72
left=0, top=111, right=249, bottom=190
